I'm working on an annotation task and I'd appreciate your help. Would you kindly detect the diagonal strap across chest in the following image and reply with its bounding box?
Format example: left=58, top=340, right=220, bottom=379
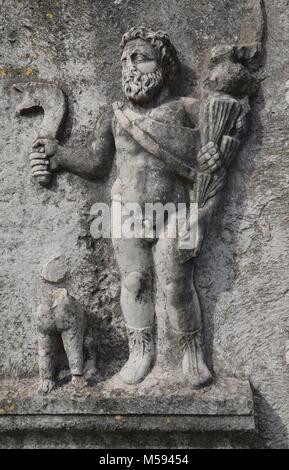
left=113, top=101, right=197, bottom=185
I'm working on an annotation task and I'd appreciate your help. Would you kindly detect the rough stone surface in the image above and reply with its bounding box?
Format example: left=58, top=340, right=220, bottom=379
left=41, top=255, right=67, bottom=282
left=0, top=0, right=289, bottom=449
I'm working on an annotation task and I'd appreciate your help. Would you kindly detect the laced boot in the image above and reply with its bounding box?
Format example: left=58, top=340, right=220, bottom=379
left=178, top=329, right=213, bottom=389
left=119, top=325, right=155, bottom=385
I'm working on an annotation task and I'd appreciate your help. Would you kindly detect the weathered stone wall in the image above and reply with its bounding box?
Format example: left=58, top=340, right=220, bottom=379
left=0, top=0, right=289, bottom=448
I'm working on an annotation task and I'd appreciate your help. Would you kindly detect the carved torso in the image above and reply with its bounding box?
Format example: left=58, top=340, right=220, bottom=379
left=111, top=97, right=200, bottom=207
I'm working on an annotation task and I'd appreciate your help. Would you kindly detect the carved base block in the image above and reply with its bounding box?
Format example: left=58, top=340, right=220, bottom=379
left=0, top=373, right=255, bottom=447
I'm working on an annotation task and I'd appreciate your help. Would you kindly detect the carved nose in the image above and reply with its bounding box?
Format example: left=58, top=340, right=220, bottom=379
left=126, top=56, right=133, bottom=67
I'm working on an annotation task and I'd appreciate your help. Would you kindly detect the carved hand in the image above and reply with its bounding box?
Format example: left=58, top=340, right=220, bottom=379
left=197, top=141, right=222, bottom=174
left=29, top=137, right=60, bottom=181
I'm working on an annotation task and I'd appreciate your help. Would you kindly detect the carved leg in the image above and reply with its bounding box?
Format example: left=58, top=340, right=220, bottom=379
left=37, top=332, right=58, bottom=394
left=112, top=238, right=156, bottom=384
left=83, top=333, right=97, bottom=379
left=61, top=328, right=84, bottom=381
left=153, top=231, right=212, bottom=389
left=50, top=288, right=86, bottom=386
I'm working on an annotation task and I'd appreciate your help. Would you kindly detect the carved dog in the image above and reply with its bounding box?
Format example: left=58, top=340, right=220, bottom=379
left=36, top=288, right=96, bottom=394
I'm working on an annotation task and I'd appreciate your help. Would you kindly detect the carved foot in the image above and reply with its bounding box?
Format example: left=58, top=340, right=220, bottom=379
left=179, top=331, right=213, bottom=390
left=84, top=360, right=97, bottom=380
left=119, top=326, right=155, bottom=385
left=71, top=375, right=88, bottom=388
left=38, top=379, right=56, bottom=395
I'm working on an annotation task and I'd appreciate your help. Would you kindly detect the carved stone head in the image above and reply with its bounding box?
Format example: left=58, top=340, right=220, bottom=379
left=120, top=26, right=180, bottom=103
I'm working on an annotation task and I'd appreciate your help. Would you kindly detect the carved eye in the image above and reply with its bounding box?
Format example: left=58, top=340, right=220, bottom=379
left=136, top=54, right=150, bottom=61
left=131, top=52, right=149, bottom=62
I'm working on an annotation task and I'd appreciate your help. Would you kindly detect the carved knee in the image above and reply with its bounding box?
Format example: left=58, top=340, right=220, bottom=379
left=123, top=271, right=148, bottom=298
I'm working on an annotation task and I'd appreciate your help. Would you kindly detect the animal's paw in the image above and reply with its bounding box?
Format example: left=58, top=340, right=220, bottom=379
left=38, top=379, right=56, bottom=395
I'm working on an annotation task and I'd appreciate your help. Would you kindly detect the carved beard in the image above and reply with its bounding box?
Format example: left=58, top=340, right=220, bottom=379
left=122, top=67, right=164, bottom=103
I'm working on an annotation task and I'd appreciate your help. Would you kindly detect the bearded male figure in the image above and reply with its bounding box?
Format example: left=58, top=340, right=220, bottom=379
left=29, top=27, right=250, bottom=389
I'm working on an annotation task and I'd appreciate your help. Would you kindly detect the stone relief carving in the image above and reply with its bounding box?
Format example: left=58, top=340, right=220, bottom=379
left=36, top=255, right=96, bottom=394
left=36, top=288, right=86, bottom=394
left=12, top=5, right=264, bottom=394
left=13, top=81, right=67, bottom=186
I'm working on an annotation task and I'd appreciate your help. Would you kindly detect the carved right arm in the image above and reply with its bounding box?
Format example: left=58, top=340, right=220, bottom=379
left=30, top=107, right=115, bottom=182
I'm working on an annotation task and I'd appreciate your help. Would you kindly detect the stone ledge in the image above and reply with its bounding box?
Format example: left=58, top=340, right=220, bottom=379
left=0, top=374, right=254, bottom=433
left=0, top=415, right=254, bottom=433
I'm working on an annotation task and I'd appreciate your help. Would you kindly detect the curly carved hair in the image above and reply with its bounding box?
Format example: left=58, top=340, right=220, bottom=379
left=120, top=26, right=181, bottom=88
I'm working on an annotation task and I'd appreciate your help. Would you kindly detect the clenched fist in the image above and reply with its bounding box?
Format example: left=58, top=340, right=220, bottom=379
left=29, top=137, right=59, bottom=184
left=197, top=141, right=222, bottom=174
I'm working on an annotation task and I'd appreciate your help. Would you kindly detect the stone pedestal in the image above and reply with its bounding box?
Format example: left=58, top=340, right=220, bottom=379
left=0, top=372, right=255, bottom=448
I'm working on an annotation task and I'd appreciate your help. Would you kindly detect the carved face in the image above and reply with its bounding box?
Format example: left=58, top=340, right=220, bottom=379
left=121, top=39, right=164, bottom=103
